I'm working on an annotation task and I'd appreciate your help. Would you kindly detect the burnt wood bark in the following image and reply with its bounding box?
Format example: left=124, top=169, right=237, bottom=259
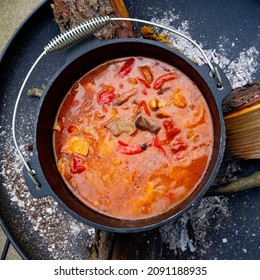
left=88, top=229, right=165, bottom=260
left=88, top=230, right=114, bottom=259
left=51, top=0, right=136, bottom=40
left=222, top=81, right=260, bottom=115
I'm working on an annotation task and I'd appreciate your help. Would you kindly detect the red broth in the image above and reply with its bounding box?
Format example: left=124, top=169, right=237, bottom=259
left=53, top=57, right=214, bottom=220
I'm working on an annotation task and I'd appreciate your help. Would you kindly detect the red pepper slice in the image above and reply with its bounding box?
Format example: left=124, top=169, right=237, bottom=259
left=171, top=142, right=187, bottom=153
left=68, top=125, right=78, bottom=133
left=71, top=157, right=86, bottom=174
left=163, top=119, right=180, bottom=141
left=97, top=90, right=115, bottom=105
left=138, top=100, right=151, bottom=116
left=118, top=58, right=135, bottom=77
left=153, top=136, right=166, bottom=156
left=118, top=140, right=129, bottom=146
left=117, top=144, right=144, bottom=155
left=142, top=89, right=148, bottom=95
left=138, top=78, right=151, bottom=88
left=139, top=65, right=153, bottom=84
left=153, top=72, right=177, bottom=90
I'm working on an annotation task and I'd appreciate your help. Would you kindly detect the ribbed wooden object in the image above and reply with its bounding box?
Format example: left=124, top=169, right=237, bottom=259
left=223, top=82, right=260, bottom=159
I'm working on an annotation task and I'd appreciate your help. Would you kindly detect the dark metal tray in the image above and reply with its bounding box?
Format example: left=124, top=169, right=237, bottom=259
left=0, top=0, right=259, bottom=260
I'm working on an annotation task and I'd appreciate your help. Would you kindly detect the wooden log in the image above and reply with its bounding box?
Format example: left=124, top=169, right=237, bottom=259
left=88, top=228, right=166, bottom=260
left=88, top=230, right=114, bottom=259
left=51, top=0, right=136, bottom=40
left=111, top=230, right=163, bottom=260
left=223, top=81, right=260, bottom=159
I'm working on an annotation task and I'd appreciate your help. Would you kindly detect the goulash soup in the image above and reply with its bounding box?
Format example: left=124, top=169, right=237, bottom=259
left=53, top=57, right=214, bottom=219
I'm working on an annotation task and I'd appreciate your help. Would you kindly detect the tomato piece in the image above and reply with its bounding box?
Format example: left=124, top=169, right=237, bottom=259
left=138, top=78, right=151, bottom=88
left=73, top=165, right=86, bottom=174
left=97, top=90, right=115, bottom=105
left=68, top=125, right=78, bottom=133
left=139, top=65, right=153, bottom=84
left=117, top=144, right=144, bottom=155
left=71, top=157, right=86, bottom=174
left=153, top=73, right=177, bottom=90
left=153, top=136, right=166, bottom=156
left=167, top=127, right=180, bottom=140
left=171, top=142, right=187, bottom=153
left=163, top=119, right=180, bottom=141
left=118, top=58, right=135, bottom=77
left=163, top=119, right=173, bottom=131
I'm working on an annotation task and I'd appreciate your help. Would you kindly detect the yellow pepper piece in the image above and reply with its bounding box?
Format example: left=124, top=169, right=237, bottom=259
left=158, top=100, right=166, bottom=108
left=172, top=88, right=187, bottom=108
left=64, top=136, right=89, bottom=156
left=149, top=98, right=159, bottom=111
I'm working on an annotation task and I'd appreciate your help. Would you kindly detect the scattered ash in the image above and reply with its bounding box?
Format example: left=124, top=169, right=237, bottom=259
left=150, top=10, right=259, bottom=89
left=0, top=130, right=95, bottom=260
left=214, top=158, right=244, bottom=185
left=160, top=196, right=229, bottom=257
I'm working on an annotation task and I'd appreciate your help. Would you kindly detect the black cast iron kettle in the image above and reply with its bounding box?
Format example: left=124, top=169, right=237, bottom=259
left=12, top=17, right=231, bottom=232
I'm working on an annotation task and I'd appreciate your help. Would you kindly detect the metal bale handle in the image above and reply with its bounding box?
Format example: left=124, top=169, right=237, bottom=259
left=12, top=16, right=224, bottom=188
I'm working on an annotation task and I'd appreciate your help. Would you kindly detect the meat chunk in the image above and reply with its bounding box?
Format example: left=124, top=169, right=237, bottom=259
left=113, top=88, right=137, bottom=106
left=106, top=118, right=137, bottom=136
left=135, top=115, right=161, bottom=134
